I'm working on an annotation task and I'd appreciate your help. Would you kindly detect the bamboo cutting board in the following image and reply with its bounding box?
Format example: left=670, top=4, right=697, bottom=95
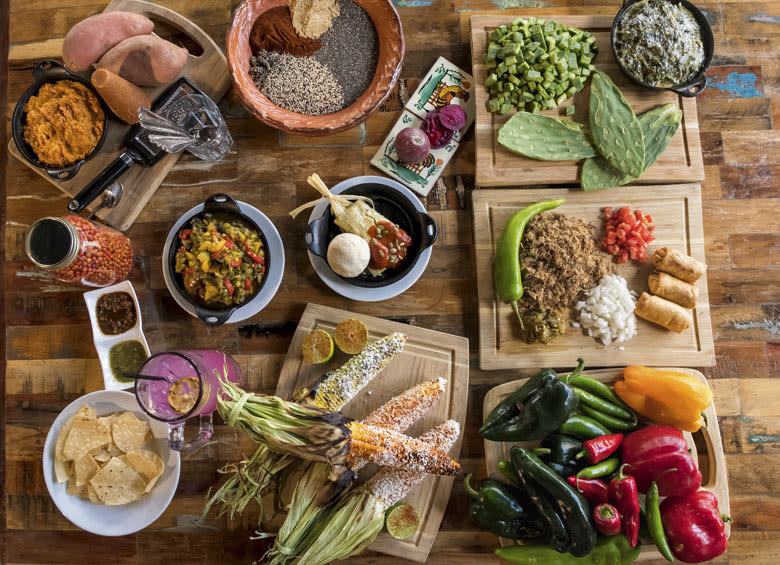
left=473, top=184, right=715, bottom=370
left=275, top=303, right=470, bottom=563
left=469, top=14, right=705, bottom=187
left=482, top=368, right=730, bottom=561
left=7, top=0, right=231, bottom=231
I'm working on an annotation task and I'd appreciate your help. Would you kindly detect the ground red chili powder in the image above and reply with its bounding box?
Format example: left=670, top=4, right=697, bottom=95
left=249, top=6, right=321, bottom=57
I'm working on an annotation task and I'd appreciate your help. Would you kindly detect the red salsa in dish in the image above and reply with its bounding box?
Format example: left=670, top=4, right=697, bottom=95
left=367, top=221, right=412, bottom=270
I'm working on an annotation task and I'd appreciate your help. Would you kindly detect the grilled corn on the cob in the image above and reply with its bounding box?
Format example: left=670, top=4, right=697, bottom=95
left=347, top=421, right=460, bottom=476
left=366, top=419, right=461, bottom=507
left=304, top=332, right=407, bottom=411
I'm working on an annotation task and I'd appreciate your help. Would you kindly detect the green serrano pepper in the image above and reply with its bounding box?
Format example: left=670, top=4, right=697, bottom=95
left=571, top=386, right=635, bottom=421
left=493, top=199, right=565, bottom=321
left=576, top=456, right=620, bottom=479
left=580, top=404, right=638, bottom=432
left=558, top=413, right=612, bottom=439
left=647, top=481, right=675, bottom=562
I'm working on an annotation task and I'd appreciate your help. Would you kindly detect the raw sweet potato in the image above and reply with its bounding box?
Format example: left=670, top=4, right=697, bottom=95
left=62, top=12, right=154, bottom=72
left=91, top=68, right=151, bottom=124
left=94, top=34, right=189, bottom=87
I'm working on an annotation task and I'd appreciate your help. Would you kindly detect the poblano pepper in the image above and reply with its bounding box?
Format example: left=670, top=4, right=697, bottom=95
left=495, top=533, right=641, bottom=564
left=534, top=434, right=586, bottom=477
left=464, top=474, right=548, bottom=541
left=480, top=368, right=578, bottom=441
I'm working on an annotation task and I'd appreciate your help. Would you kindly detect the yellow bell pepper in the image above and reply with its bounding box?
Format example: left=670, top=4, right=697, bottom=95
left=614, top=366, right=713, bottom=432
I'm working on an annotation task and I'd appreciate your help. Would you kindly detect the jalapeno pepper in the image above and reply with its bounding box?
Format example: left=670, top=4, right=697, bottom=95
left=493, top=199, right=565, bottom=322
left=609, top=464, right=640, bottom=548
left=576, top=433, right=624, bottom=464
left=566, top=476, right=609, bottom=505
left=576, top=456, right=620, bottom=479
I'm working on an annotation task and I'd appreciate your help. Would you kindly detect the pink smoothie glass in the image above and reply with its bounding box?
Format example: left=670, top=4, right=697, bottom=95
left=135, top=351, right=241, bottom=451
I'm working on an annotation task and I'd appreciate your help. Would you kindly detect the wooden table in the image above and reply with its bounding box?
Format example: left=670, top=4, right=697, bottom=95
left=2, top=1, right=779, bottom=564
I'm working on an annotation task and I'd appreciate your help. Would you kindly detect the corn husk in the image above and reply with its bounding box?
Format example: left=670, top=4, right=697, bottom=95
left=217, top=380, right=351, bottom=465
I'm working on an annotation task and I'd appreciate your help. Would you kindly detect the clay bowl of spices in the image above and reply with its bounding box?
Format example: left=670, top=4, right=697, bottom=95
left=227, top=0, right=404, bottom=136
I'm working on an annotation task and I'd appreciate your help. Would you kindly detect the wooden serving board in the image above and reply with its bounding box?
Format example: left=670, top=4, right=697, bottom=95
left=472, top=184, right=715, bottom=370
left=469, top=14, right=705, bottom=187
left=275, top=303, right=470, bottom=563
left=483, top=368, right=730, bottom=561
left=7, top=0, right=231, bottom=231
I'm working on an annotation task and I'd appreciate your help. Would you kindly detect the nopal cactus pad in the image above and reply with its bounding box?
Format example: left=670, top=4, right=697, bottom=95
left=581, top=103, right=682, bottom=191
left=498, top=112, right=597, bottom=161
left=589, top=70, right=645, bottom=177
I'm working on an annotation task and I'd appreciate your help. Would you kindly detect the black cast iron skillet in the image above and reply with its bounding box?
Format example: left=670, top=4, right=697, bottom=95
left=167, top=193, right=269, bottom=326
left=12, top=60, right=109, bottom=181
left=611, top=0, right=714, bottom=97
left=304, top=182, right=438, bottom=288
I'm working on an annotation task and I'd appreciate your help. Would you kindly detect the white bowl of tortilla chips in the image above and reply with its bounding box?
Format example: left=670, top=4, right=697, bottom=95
left=42, top=390, right=181, bottom=536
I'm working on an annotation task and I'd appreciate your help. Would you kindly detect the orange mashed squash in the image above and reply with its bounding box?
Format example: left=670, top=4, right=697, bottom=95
left=23, top=80, right=105, bottom=168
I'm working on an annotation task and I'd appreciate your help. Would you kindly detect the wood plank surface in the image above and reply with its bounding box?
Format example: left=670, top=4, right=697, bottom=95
left=3, top=0, right=780, bottom=564
left=275, top=303, right=469, bottom=563
left=469, top=14, right=705, bottom=187
left=482, top=368, right=730, bottom=561
left=473, top=184, right=715, bottom=369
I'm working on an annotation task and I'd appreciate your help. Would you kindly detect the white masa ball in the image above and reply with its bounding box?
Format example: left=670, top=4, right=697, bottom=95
left=327, top=233, right=371, bottom=278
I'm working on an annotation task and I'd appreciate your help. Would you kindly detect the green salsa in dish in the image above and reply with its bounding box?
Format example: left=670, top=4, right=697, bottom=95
left=109, top=340, right=148, bottom=383
left=614, top=0, right=705, bottom=87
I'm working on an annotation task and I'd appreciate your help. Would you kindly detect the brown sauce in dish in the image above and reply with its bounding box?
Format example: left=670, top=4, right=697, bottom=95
left=96, top=292, right=137, bottom=335
left=367, top=221, right=412, bottom=270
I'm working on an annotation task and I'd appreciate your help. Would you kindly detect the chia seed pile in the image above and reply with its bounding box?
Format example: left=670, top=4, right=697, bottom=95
left=250, top=0, right=379, bottom=116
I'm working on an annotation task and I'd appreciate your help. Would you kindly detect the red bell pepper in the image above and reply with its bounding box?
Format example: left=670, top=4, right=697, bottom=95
left=621, top=425, right=701, bottom=497
left=244, top=278, right=251, bottom=290
left=567, top=476, right=609, bottom=505
left=178, top=229, right=192, bottom=240
left=660, top=491, right=730, bottom=563
left=609, top=464, right=640, bottom=548
left=577, top=433, right=623, bottom=464
left=593, top=503, right=621, bottom=536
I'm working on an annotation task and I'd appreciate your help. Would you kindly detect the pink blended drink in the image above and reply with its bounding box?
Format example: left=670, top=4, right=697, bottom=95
left=135, top=350, right=241, bottom=450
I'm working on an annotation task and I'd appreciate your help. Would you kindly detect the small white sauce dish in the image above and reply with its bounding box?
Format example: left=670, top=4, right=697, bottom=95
left=83, top=280, right=150, bottom=391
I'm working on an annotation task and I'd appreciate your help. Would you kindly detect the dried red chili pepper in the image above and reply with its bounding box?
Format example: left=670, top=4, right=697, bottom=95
left=609, top=464, right=640, bottom=548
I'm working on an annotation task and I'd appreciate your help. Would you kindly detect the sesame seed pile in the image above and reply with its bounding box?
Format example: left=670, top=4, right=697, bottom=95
left=250, top=51, right=345, bottom=116
left=249, top=0, right=379, bottom=116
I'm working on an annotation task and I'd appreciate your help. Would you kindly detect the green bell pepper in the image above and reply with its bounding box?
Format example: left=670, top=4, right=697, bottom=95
left=464, top=474, right=548, bottom=541
left=495, top=533, right=641, bottom=564
left=480, top=369, right=578, bottom=441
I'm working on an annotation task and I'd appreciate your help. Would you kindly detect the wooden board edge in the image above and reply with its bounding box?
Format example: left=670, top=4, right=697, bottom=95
left=481, top=368, right=731, bottom=556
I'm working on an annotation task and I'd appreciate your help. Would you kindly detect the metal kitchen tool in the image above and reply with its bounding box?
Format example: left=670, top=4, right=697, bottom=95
left=67, top=77, right=203, bottom=213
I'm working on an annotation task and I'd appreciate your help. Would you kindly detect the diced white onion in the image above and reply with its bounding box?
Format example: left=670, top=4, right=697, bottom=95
left=574, top=275, right=637, bottom=346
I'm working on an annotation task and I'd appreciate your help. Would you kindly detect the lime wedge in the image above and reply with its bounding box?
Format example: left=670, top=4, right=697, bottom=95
left=301, top=329, right=334, bottom=364
left=385, top=502, right=420, bottom=539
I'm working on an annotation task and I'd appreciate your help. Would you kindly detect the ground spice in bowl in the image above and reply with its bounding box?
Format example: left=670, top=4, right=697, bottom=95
left=249, top=7, right=321, bottom=57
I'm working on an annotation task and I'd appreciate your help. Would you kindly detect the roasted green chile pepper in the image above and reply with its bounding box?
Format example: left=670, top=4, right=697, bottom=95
left=511, top=447, right=597, bottom=558
left=534, top=434, right=585, bottom=477
left=464, top=474, right=548, bottom=541
left=495, top=533, right=641, bottom=564
left=480, top=369, right=578, bottom=442
left=558, top=413, right=612, bottom=439
left=494, top=198, right=565, bottom=321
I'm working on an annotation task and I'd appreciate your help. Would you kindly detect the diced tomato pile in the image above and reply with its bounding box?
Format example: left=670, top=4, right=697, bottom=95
left=600, top=206, right=655, bottom=264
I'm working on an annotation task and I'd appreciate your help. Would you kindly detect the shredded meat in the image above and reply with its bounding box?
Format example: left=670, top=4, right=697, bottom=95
left=519, top=213, right=614, bottom=314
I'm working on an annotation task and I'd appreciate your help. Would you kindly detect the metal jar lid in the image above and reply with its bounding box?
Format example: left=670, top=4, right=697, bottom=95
left=24, top=217, right=80, bottom=270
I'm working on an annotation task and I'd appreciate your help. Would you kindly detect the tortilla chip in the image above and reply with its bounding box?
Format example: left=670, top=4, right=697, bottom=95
left=74, top=454, right=101, bottom=487
left=122, top=450, right=164, bottom=493
left=76, top=405, right=95, bottom=419
left=54, top=458, right=70, bottom=484
left=90, top=447, right=112, bottom=463
left=107, top=443, right=124, bottom=457
left=55, top=419, right=73, bottom=464
left=98, top=414, right=119, bottom=429
left=112, top=412, right=151, bottom=453
left=66, top=462, right=89, bottom=499
left=87, top=485, right=101, bottom=504
left=90, top=457, right=147, bottom=506
left=62, top=416, right=111, bottom=462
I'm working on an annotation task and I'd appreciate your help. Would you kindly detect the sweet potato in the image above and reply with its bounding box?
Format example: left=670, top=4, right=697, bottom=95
left=63, top=12, right=154, bottom=72
left=91, top=68, right=151, bottom=124
left=94, top=34, right=189, bottom=87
